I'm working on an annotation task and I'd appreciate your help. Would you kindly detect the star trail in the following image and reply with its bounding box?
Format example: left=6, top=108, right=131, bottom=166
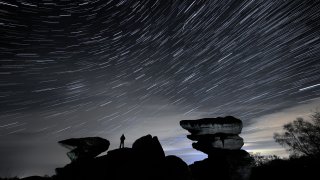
left=1, top=0, right=320, bottom=177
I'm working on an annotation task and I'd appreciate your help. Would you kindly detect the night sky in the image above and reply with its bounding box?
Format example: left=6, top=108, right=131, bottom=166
left=1, top=0, right=320, bottom=177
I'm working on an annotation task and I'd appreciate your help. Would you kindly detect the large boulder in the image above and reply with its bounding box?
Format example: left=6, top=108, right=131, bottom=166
left=58, top=137, right=110, bottom=161
left=132, top=134, right=165, bottom=160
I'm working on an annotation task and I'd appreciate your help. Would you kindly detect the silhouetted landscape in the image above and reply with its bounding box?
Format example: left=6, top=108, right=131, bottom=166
left=1, top=115, right=319, bottom=180
left=2, top=1, right=320, bottom=180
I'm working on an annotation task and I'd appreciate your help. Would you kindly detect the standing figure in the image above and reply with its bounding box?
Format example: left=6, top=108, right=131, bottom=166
left=120, top=134, right=125, bottom=148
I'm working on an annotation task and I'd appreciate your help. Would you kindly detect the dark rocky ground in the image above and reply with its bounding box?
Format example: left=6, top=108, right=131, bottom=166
left=1, top=134, right=319, bottom=180
left=1, top=116, right=319, bottom=180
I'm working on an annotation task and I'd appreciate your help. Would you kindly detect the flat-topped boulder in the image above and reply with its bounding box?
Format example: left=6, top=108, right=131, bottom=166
left=180, top=116, right=243, bottom=135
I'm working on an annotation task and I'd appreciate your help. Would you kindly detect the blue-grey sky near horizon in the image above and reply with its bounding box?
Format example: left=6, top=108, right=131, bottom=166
left=1, top=0, right=320, bottom=177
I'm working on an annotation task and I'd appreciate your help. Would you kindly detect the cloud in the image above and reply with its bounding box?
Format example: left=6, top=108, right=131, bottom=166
left=242, top=98, right=320, bottom=156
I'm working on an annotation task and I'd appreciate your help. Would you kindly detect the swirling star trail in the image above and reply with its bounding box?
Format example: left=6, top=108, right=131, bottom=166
left=1, top=0, right=320, bottom=177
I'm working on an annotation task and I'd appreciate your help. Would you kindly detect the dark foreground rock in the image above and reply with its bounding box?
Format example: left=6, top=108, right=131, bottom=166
left=7, top=116, right=320, bottom=180
left=17, top=117, right=254, bottom=180
left=190, top=149, right=252, bottom=180
left=54, top=134, right=191, bottom=180
left=132, top=134, right=165, bottom=161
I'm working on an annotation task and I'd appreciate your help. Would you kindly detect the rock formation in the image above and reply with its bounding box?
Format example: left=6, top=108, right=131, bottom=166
left=180, top=116, right=244, bottom=154
left=132, top=134, right=165, bottom=161
left=58, top=137, right=110, bottom=161
left=15, top=119, right=320, bottom=180
left=55, top=134, right=191, bottom=180
left=180, top=116, right=253, bottom=180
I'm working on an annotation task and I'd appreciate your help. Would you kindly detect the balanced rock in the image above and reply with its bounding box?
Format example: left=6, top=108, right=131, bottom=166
left=59, top=137, right=110, bottom=161
left=180, top=116, right=252, bottom=180
left=180, top=116, right=244, bottom=152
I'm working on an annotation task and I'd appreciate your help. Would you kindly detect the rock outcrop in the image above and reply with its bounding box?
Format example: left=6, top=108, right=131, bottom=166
left=132, top=134, right=165, bottom=161
left=180, top=116, right=253, bottom=180
left=16, top=118, right=320, bottom=180
left=58, top=137, right=110, bottom=161
left=55, top=134, right=191, bottom=180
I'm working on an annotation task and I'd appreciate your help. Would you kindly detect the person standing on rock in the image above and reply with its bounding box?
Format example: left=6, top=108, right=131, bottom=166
left=120, top=134, right=125, bottom=148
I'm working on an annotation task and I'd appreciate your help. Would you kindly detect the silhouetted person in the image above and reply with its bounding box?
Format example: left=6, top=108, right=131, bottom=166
left=120, top=134, right=125, bottom=148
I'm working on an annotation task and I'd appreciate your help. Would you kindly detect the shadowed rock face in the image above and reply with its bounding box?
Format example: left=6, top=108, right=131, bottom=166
left=165, top=155, right=192, bottom=180
left=58, top=137, right=110, bottom=161
left=190, top=149, right=252, bottom=180
left=192, top=135, right=244, bottom=152
left=132, top=134, right=165, bottom=160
